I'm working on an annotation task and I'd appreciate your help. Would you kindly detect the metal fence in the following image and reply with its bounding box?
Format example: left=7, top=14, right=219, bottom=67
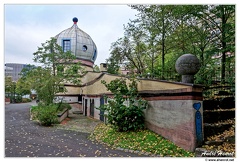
left=201, top=69, right=235, bottom=99
left=140, top=69, right=235, bottom=100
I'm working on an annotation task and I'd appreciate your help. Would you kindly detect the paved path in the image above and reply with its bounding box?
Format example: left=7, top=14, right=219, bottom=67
left=5, top=102, right=149, bottom=157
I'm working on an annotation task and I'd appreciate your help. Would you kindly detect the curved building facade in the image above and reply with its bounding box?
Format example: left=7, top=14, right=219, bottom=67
left=55, top=17, right=97, bottom=68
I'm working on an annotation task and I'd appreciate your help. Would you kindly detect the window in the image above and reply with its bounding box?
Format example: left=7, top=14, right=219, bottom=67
left=92, top=49, right=97, bottom=61
left=63, top=40, right=71, bottom=52
left=82, top=45, right=87, bottom=52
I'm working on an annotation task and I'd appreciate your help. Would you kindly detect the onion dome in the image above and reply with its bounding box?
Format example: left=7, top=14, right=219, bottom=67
left=55, top=17, right=97, bottom=67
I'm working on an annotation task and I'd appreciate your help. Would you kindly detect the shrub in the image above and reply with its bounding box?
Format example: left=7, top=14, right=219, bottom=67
left=30, top=106, right=39, bottom=120
left=100, top=77, right=147, bottom=132
left=22, top=98, right=32, bottom=103
left=56, top=102, right=72, bottom=112
left=10, top=96, right=22, bottom=103
left=33, top=104, right=59, bottom=126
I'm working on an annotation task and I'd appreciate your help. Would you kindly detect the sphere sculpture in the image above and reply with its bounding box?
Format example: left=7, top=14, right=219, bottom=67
left=175, top=54, right=200, bottom=83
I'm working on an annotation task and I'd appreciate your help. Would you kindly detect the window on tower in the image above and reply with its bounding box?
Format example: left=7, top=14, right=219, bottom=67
left=82, top=45, right=87, bottom=52
left=62, top=39, right=71, bottom=52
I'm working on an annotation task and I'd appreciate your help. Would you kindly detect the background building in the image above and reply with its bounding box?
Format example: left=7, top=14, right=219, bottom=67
left=4, top=63, right=28, bottom=81
left=5, top=65, right=13, bottom=78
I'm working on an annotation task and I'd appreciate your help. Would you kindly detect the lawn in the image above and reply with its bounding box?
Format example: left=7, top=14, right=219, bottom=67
left=89, top=123, right=195, bottom=157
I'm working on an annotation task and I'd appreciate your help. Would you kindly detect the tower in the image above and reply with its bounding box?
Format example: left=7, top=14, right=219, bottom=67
left=55, top=17, right=97, bottom=71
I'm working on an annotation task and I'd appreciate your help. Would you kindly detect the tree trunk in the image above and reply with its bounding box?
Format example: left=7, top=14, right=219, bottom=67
left=221, top=6, right=226, bottom=83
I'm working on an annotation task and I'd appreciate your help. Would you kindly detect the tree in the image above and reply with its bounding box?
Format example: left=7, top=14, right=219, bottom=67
left=5, top=77, right=13, bottom=95
left=107, top=5, right=235, bottom=87
left=106, top=55, right=120, bottom=75
left=108, top=33, right=147, bottom=76
left=16, top=78, right=31, bottom=96
left=24, top=37, right=84, bottom=105
left=16, top=64, right=36, bottom=97
left=131, top=5, right=176, bottom=79
left=5, top=77, right=19, bottom=102
left=195, top=5, right=235, bottom=82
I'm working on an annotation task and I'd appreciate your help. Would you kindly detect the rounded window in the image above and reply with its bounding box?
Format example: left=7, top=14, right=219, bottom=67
left=82, top=45, right=87, bottom=52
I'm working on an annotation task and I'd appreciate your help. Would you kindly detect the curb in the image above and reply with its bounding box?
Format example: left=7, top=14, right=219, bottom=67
left=90, top=139, right=163, bottom=157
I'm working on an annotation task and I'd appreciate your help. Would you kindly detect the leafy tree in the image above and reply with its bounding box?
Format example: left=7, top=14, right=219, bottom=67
left=106, top=56, right=120, bottom=75
left=194, top=5, right=235, bottom=82
left=108, top=33, right=147, bottom=75
left=15, top=64, right=35, bottom=97
left=5, top=77, right=13, bottom=95
left=15, top=78, right=31, bottom=96
left=5, top=77, right=22, bottom=103
left=23, top=37, right=84, bottom=105
left=100, top=77, right=147, bottom=132
left=108, top=4, right=235, bottom=88
left=131, top=5, right=176, bottom=79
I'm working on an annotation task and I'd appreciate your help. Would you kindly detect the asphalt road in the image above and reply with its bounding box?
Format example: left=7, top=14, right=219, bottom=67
left=5, top=102, right=149, bottom=157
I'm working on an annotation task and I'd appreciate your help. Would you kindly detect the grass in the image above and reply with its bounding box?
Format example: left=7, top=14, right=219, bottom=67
left=89, top=123, right=195, bottom=157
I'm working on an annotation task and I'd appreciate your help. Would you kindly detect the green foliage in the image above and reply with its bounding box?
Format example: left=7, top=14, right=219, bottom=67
left=56, top=102, right=72, bottom=112
left=90, top=123, right=194, bottom=157
left=106, top=56, right=120, bottom=75
left=108, top=5, right=235, bottom=87
left=5, top=77, right=21, bottom=102
left=9, top=95, right=22, bottom=103
left=100, top=77, right=147, bottom=132
left=32, top=104, right=59, bottom=126
left=31, top=102, right=71, bottom=126
left=22, top=98, right=32, bottom=103
left=20, top=37, right=84, bottom=105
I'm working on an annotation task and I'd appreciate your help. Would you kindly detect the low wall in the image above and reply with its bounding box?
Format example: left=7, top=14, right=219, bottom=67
left=5, top=98, right=10, bottom=104
left=74, top=72, right=204, bottom=152
left=142, top=86, right=203, bottom=152
left=69, top=103, right=82, bottom=111
left=57, top=109, right=69, bottom=123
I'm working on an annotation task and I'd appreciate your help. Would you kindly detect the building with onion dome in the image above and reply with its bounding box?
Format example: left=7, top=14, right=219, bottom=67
left=54, top=18, right=203, bottom=152
left=55, top=17, right=97, bottom=71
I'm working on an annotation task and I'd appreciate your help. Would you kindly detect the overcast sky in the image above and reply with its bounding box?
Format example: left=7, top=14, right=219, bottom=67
left=4, top=4, right=139, bottom=66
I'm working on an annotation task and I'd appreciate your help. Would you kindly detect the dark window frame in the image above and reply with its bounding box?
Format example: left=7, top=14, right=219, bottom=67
left=62, top=39, right=71, bottom=52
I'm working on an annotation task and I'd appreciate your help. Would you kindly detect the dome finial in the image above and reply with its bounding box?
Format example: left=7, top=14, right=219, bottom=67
left=73, top=17, right=78, bottom=24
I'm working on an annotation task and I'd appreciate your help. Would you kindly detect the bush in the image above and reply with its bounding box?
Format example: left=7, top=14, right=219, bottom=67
left=30, top=106, right=39, bottom=120
left=10, top=96, right=22, bottom=103
left=22, top=98, right=32, bottom=103
left=100, top=77, right=147, bottom=132
left=56, top=102, right=72, bottom=112
left=32, top=104, right=59, bottom=126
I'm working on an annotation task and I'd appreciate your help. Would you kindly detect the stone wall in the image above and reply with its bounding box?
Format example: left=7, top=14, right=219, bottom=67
left=142, top=86, right=203, bottom=152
